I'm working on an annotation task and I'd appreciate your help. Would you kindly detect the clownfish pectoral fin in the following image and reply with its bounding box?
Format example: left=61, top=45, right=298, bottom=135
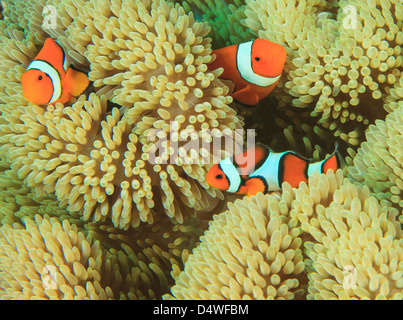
left=231, top=86, right=260, bottom=106
left=65, top=66, right=89, bottom=96
left=244, top=177, right=267, bottom=197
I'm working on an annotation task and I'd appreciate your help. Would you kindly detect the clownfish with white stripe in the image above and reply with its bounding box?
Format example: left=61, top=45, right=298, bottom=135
left=22, top=38, right=89, bottom=105
left=206, top=144, right=340, bottom=196
left=207, top=38, right=286, bottom=106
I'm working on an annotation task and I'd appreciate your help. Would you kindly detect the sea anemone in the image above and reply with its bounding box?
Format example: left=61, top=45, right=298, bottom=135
left=244, top=0, right=403, bottom=149
left=86, top=208, right=210, bottom=299
left=275, top=168, right=403, bottom=300
left=347, top=101, right=403, bottom=213
left=1, top=0, right=83, bottom=48
left=0, top=168, right=35, bottom=226
left=302, top=181, right=402, bottom=300
left=0, top=22, right=38, bottom=167
left=173, top=0, right=253, bottom=48
left=0, top=0, right=402, bottom=301
left=244, top=0, right=330, bottom=98
left=164, top=169, right=343, bottom=300
left=164, top=189, right=307, bottom=300
left=166, top=169, right=403, bottom=300
left=0, top=168, right=76, bottom=227
left=0, top=215, right=114, bottom=299
left=65, top=0, right=223, bottom=106
left=238, top=97, right=343, bottom=161
left=1, top=0, right=48, bottom=43
left=0, top=213, right=198, bottom=300
left=1, top=92, right=235, bottom=229
left=0, top=167, right=211, bottom=300
left=0, top=0, right=244, bottom=230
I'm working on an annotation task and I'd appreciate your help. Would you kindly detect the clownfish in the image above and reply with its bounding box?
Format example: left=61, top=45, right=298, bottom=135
left=207, top=38, right=286, bottom=106
left=206, top=144, right=339, bottom=196
left=22, top=38, right=89, bottom=105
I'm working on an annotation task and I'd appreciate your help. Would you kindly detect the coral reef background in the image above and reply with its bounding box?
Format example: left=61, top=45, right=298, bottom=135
left=0, top=0, right=402, bottom=300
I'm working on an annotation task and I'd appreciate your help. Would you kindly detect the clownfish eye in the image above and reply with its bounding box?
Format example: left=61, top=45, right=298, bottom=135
left=38, top=75, right=43, bottom=81
left=254, top=56, right=261, bottom=61
left=216, top=174, right=223, bottom=179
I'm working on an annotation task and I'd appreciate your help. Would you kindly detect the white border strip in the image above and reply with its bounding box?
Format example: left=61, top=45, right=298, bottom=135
left=307, top=161, right=323, bottom=177
left=251, top=151, right=285, bottom=191
left=236, top=40, right=281, bottom=87
left=220, top=157, right=242, bottom=193
left=27, top=60, right=62, bottom=104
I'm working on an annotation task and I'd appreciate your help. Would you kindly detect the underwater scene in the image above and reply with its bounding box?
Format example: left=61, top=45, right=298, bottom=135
left=0, top=0, right=402, bottom=300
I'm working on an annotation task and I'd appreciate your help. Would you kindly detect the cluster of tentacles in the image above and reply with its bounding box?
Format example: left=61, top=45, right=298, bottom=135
left=0, top=0, right=402, bottom=300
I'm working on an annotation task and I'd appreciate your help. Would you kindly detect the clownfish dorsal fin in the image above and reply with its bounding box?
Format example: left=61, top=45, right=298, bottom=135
left=64, top=65, right=90, bottom=97
left=35, top=38, right=66, bottom=74
left=234, top=143, right=269, bottom=176
left=250, top=143, right=271, bottom=173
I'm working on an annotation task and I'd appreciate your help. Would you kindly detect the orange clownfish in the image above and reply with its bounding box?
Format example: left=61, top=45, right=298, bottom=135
left=206, top=144, right=339, bottom=196
left=207, top=38, right=287, bottom=106
left=22, top=38, right=89, bottom=105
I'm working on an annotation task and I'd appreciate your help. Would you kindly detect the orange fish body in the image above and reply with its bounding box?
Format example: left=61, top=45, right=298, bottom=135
left=207, top=38, right=287, bottom=106
left=22, top=38, right=89, bottom=105
left=206, top=144, right=339, bottom=196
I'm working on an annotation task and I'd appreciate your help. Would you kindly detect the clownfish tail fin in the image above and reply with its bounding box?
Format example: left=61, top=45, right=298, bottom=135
left=65, top=65, right=89, bottom=96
